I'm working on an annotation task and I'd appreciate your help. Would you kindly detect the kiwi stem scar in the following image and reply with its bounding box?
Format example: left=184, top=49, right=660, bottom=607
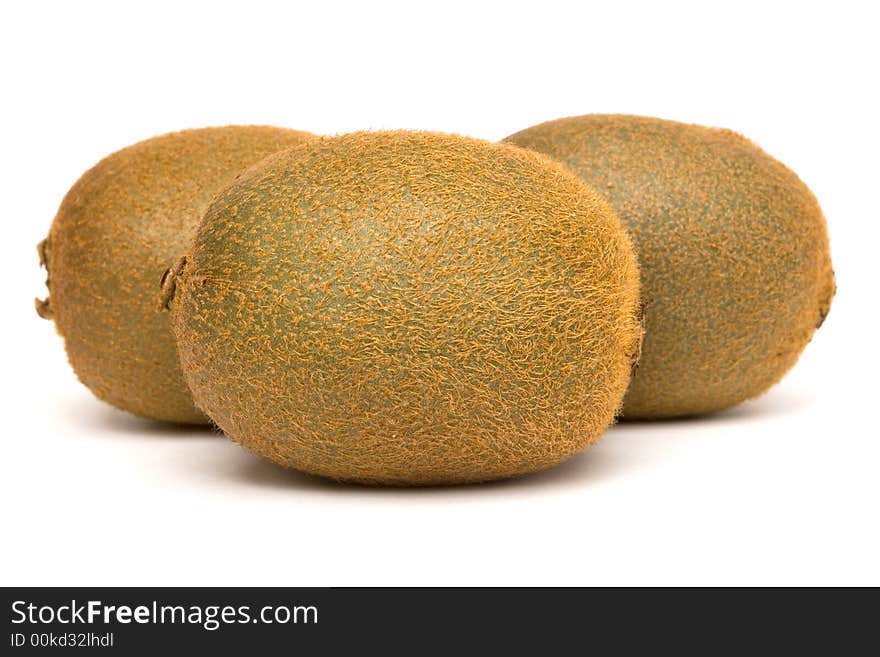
left=158, top=255, right=188, bottom=311
left=35, top=237, right=53, bottom=319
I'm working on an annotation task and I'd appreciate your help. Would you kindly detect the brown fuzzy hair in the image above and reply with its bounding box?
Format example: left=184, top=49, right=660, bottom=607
left=168, top=131, right=642, bottom=484
left=39, top=125, right=315, bottom=423
left=505, top=115, right=835, bottom=419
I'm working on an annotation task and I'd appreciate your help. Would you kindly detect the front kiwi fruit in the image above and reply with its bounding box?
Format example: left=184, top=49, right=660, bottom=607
left=505, top=114, right=835, bottom=419
left=166, top=131, right=642, bottom=484
left=38, top=125, right=315, bottom=423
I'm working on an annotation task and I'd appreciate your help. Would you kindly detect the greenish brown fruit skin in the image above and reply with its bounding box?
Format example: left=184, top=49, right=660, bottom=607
left=504, top=114, right=835, bottom=419
left=40, top=125, right=315, bottom=424
left=169, top=131, right=642, bottom=484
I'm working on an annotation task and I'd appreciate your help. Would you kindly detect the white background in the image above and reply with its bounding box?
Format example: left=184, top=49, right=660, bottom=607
left=2, top=1, right=877, bottom=586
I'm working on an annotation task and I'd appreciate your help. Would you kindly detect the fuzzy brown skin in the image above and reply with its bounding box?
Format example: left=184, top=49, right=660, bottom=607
left=505, top=115, right=835, bottom=419
left=40, top=126, right=315, bottom=424
left=169, top=131, right=642, bottom=484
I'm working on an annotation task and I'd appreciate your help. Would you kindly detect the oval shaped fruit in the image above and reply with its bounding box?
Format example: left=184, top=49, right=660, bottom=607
left=505, top=114, right=835, bottom=419
left=168, top=131, right=642, bottom=484
left=39, top=125, right=315, bottom=423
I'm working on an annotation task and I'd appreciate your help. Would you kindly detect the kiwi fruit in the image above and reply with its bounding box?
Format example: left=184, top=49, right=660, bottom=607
left=38, top=125, right=315, bottom=423
left=165, top=131, right=642, bottom=484
left=505, top=114, right=835, bottom=419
